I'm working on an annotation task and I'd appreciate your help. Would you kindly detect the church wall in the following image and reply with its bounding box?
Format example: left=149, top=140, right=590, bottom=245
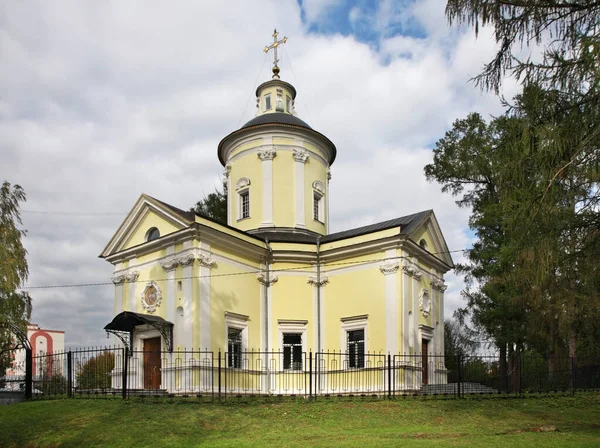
left=228, top=152, right=263, bottom=232
left=270, top=275, right=314, bottom=350
left=209, top=258, right=262, bottom=352
left=322, top=264, right=386, bottom=353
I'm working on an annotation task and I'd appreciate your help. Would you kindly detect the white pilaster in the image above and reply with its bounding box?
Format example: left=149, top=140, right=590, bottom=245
left=308, top=275, right=328, bottom=352
left=326, top=168, right=331, bottom=234
left=128, top=258, right=138, bottom=312
left=413, top=266, right=421, bottom=353
left=258, top=148, right=276, bottom=227
left=293, top=148, right=308, bottom=228
left=165, top=246, right=176, bottom=325
left=224, top=164, right=232, bottom=226
left=182, top=242, right=193, bottom=350
left=380, top=250, right=399, bottom=355
left=199, top=245, right=216, bottom=351
left=112, top=279, right=123, bottom=314
left=257, top=271, right=278, bottom=352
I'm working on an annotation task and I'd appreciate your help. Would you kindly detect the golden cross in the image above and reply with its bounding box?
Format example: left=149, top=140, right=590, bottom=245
left=263, top=28, right=287, bottom=70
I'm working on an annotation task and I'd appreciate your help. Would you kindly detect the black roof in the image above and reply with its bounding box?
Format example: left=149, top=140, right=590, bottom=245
left=104, top=311, right=173, bottom=332
left=250, top=210, right=432, bottom=244
left=218, top=113, right=336, bottom=165
left=242, top=113, right=312, bottom=130
left=152, top=197, right=195, bottom=222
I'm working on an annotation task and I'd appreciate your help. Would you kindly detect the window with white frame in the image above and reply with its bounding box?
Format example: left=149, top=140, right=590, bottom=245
left=341, top=314, right=367, bottom=369
left=313, top=192, right=322, bottom=221
left=283, top=333, right=303, bottom=371
left=347, top=329, right=365, bottom=368
left=239, top=190, right=250, bottom=219
left=264, top=94, right=272, bottom=111
left=279, top=320, right=307, bottom=370
left=312, top=181, right=325, bottom=223
left=225, top=312, right=248, bottom=368
left=227, top=328, right=242, bottom=368
left=286, top=96, right=291, bottom=112
left=236, top=178, right=251, bottom=221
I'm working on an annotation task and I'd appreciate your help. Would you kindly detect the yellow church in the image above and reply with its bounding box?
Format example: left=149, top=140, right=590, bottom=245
left=101, top=31, right=453, bottom=396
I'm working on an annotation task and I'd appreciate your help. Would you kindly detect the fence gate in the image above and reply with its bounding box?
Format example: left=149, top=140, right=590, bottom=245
left=0, top=321, right=32, bottom=403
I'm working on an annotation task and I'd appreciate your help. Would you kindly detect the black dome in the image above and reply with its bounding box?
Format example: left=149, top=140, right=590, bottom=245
left=242, top=113, right=312, bottom=130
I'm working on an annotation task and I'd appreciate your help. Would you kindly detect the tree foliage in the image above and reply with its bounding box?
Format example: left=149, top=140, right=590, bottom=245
left=437, top=0, right=600, bottom=360
left=426, top=85, right=600, bottom=361
left=446, top=0, right=600, bottom=99
left=0, top=182, right=32, bottom=374
left=191, top=181, right=227, bottom=225
left=76, top=351, right=115, bottom=390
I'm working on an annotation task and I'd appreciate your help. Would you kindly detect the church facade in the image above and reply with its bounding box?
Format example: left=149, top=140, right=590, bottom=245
left=101, top=32, right=453, bottom=394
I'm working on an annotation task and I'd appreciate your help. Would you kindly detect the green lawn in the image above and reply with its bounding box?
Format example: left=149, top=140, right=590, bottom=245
left=1, top=394, right=599, bottom=447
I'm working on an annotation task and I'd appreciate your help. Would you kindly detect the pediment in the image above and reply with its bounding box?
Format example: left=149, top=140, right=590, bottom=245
left=407, top=211, right=454, bottom=269
left=100, top=194, right=193, bottom=259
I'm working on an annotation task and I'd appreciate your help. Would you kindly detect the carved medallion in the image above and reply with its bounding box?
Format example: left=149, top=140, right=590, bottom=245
left=419, top=288, right=431, bottom=317
left=141, top=281, right=162, bottom=314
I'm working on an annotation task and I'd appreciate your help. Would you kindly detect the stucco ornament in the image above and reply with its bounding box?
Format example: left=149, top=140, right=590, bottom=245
left=292, top=148, right=309, bottom=163
left=431, top=278, right=448, bottom=292
left=379, top=261, right=399, bottom=275
left=419, top=288, right=431, bottom=317
left=235, top=177, right=251, bottom=191
left=307, top=276, right=329, bottom=286
left=256, top=272, right=278, bottom=285
left=141, top=281, right=162, bottom=314
left=401, top=259, right=422, bottom=279
left=257, top=148, right=277, bottom=161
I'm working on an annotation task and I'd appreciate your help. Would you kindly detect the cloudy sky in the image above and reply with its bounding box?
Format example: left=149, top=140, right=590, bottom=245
left=2, top=0, right=519, bottom=348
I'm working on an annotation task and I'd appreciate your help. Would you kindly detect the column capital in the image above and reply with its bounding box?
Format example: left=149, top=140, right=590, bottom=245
left=197, top=253, right=217, bottom=268
left=160, top=257, right=179, bottom=272
left=179, top=254, right=196, bottom=267
left=307, top=276, right=329, bottom=287
left=112, top=274, right=126, bottom=285
left=401, top=259, right=422, bottom=279
left=223, top=163, right=232, bottom=179
left=292, top=148, right=309, bottom=163
left=431, top=278, right=448, bottom=291
left=379, top=261, right=399, bottom=275
left=257, top=272, right=278, bottom=286
left=257, top=147, right=277, bottom=161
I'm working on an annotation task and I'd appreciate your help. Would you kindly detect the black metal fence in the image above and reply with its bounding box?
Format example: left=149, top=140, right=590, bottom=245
left=4, top=348, right=599, bottom=401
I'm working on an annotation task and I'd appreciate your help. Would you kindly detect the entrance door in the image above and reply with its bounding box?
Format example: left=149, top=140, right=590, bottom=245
left=421, top=339, right=429, bottom=385
left=144, top=337, right=161, bottom=390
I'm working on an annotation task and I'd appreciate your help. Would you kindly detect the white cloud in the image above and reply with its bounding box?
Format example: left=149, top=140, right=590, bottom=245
left=300, top=0, right=343, bottom=23
left=1, top=0, right=512, bottom=347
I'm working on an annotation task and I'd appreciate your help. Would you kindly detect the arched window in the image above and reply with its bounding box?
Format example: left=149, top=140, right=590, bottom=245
left=146, top=227, right=160, bottom=242
left=312, top=181, right=325, bottom=223
left=236, top=178, right=251, bottom=220
left=419, top=239, right=428, bottom=250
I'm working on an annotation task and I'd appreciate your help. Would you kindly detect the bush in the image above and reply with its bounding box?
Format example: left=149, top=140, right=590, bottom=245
left=76, top=351, right=115, bottom=390
left=34, top=374, right=67, bottom=395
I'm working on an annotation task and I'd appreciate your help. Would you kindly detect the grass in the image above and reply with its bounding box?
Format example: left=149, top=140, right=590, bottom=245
left=1, top=394, right=599, bottom=447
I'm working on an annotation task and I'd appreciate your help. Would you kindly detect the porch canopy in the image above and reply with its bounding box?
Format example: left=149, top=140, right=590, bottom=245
left=104, top=311, right=173, bottom=352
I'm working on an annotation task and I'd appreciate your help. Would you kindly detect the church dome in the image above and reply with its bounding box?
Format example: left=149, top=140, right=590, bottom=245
left=241, top=112, right=312, bottom=130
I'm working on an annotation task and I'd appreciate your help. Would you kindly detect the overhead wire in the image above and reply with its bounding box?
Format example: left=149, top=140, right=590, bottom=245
left=22, top=249, right=466, bottom=290
left=237, top=51, right=269, bottom=128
